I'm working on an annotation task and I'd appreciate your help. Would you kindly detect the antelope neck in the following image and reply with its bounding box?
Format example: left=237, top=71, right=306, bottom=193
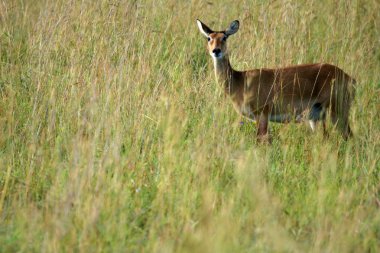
left=212, top=55, right=237, bottom=94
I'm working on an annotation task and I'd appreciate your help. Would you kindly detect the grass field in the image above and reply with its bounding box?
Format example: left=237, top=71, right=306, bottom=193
left=1, top=0, right=379, bottom=252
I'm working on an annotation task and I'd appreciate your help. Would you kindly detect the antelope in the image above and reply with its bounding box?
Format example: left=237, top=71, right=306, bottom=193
left=196, top=19, right=356, bottom=142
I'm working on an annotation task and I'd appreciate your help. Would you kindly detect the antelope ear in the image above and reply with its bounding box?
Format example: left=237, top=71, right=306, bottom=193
left=196, top=19, right=213, bottom=37
left=225, top=20, right=239, bottom=36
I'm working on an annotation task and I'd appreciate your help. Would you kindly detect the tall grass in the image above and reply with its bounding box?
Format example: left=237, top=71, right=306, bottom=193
left=0, top=0, right=379, bottom=252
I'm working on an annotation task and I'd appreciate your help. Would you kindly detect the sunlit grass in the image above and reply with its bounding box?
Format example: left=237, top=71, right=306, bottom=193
left=0, top=0, right=379, bottom=252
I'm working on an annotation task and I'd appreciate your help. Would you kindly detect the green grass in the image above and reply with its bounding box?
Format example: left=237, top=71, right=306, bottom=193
left=0, top=0, right=379, bottom=252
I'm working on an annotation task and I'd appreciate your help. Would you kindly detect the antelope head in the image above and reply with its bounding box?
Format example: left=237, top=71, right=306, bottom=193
left=196, top=19, right=240, bottom=59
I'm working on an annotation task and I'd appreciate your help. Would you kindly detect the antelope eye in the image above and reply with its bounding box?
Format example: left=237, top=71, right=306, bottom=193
left=207, top=37, right=211, bottom=42
left=222, top=36, right=227, bottom=41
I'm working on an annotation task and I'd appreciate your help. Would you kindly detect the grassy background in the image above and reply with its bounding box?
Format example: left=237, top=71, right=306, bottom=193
left=1, top=0, right=379, bottom=252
